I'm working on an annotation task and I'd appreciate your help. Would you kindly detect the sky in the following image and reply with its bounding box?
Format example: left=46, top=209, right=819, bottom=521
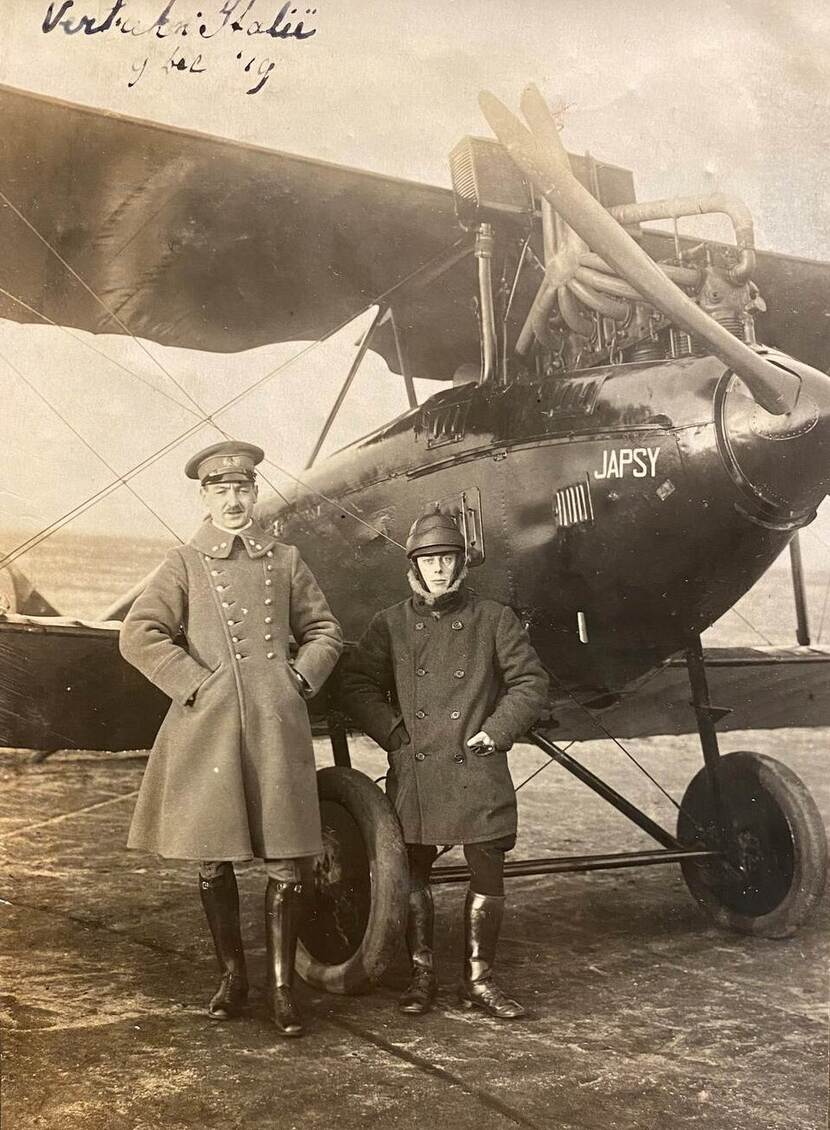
left=0, top=0, right=828, bottom=545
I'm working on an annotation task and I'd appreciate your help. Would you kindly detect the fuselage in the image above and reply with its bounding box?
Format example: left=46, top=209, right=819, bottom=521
left=258, top=350, right=830, bottom=697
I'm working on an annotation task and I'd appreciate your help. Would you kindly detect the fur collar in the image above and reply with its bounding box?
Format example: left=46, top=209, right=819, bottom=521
left=407, top=562, right=469, bottom=613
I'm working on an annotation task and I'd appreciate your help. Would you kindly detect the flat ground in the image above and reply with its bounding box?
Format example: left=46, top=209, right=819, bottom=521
left=1, top=730, right=827, bottom=1130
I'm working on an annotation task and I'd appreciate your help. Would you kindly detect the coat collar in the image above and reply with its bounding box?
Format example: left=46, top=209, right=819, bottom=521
left=407, top=565, right=470, bottom=616
left=189, top=518, right=277, bottom=560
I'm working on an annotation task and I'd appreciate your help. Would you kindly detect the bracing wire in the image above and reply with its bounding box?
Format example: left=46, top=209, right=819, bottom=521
left=0, top=198, right=251, bottom=513
left=802, top=525, right=830, bottom=641
left=0, top=192, right=462, bottom=565
left=431, top=739, right=583, bottom=862
left=0, top=317, right=413, bottom=569
left=0, top=421, right=213, bottom=567
left=514, top=742, right=574, bottom=791
left=259, top=456, right=406, bottom=552
left=804, top=523, right=830, bottom=553
left=0, top=189, right=216, bottom=419
left=817, top=579, right=830, bottom=643
left=0, top=305, right=416, bottom=568
left=0, top=286, right=201, bottom=418
left=0, top=285, right=292, bottom=510
left=0, top=347, right=184, bottom=544
left=729, top=604, right=774, bottom=646
left=544, top=671, right=705, bottom=834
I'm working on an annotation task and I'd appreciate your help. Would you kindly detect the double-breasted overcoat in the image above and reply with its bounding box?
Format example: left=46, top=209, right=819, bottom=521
left=120, top=520, right=342, bottom=861
left=340, top=588, right=549, bottom=844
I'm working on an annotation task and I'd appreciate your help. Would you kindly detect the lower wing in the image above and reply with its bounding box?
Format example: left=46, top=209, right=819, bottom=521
left=547, top=646, right=830, bottom=742
left=1, top=621, right=828, bottom=754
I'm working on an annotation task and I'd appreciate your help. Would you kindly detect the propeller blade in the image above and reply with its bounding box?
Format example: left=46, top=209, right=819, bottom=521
left=479, top=89, right=801, bottom=416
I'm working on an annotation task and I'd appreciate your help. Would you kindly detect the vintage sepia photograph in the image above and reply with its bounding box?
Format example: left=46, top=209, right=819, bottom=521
left=0, top=2, right=828, bottom=1127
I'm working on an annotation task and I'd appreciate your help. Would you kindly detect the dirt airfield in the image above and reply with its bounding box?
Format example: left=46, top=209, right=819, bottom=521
left=1, top=730, right=827, bottom=1130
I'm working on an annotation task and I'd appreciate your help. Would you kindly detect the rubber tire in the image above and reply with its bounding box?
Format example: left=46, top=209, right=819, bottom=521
left=678, top=751, right=827, bottom=938
left=296, top=766, right=408, bottom=994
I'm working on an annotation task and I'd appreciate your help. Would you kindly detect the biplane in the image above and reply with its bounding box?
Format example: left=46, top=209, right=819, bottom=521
left=1, top=82, right=828, bottom=993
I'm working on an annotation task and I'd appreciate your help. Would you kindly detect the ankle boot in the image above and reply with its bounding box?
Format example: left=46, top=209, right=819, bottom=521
left=399, top=886, right=438, bottom=1015
left=458, top=890, right=525, bottom=1020
left=265, top=879, right=304, bottom=1037
left=199, top=866, right=249, bottom=1020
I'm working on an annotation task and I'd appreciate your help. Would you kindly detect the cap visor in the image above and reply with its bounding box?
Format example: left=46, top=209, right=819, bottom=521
left=202, top=471, right=256, bottom=485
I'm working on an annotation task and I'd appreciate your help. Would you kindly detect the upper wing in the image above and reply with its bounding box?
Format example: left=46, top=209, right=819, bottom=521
left=2, top=85, right=826, bottom=387
left=0, top=84, right=473, bottom=382
left=0, top=86, right=639, bottom=385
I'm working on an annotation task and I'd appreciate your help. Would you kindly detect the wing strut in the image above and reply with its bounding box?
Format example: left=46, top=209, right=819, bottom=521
left=789, top=534, right=811, bottom=645
left=304, top=305, right=386, bottom=470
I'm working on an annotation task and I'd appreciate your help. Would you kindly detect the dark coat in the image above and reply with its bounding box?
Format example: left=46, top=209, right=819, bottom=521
left=340, top=586, right=549, bottom=844
left=120, top=520, right=342, bottom=861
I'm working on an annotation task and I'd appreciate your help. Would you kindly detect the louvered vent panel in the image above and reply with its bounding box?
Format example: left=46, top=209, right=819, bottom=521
left=554, top=480, right=594, bottom=528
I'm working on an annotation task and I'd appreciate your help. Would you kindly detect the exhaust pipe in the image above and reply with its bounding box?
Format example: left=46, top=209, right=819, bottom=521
left=607, top=194, right=756, bottom=284
left=480, top=86, right=801, bottom=416
left=475, top=222, right=499, bottom=383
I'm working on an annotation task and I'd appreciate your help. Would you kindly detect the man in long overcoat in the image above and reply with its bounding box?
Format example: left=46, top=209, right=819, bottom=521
left=340, top=508, right=549, bottom=1019
left=120, top=440, right=342, bottom=1037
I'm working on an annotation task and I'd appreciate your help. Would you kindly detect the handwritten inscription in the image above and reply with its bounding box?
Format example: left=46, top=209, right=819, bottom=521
left=41, top=1, right=319, bottom=94
left=594, top=447, right=660, bottom=480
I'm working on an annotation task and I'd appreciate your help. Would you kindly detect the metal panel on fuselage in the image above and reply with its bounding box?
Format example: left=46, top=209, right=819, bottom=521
left=265, top=358, right=796, bottom=695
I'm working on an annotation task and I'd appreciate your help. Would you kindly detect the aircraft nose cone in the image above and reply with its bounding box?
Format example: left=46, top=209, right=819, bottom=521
left=720, top=352, right=830, bottom=522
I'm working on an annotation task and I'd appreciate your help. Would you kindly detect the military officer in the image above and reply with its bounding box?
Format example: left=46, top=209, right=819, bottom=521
left=340, top=508, right=549, bottom=1019
left=120, top=440, right=343, bottom=1037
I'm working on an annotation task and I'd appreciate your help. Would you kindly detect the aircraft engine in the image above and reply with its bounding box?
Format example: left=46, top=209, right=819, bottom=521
left=468, top=84, right=830, bottom=524
left=476, top=85, right=804, bottom=418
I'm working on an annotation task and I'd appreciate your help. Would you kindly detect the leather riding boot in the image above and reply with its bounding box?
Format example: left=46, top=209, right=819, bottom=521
left=458, top=890, right=526, bottom=1020
left=265, top=878, right=304, bottom=1038
left=399, top=886, right=438, bottom=1015
left=199, top=866, right=249, bottom=1020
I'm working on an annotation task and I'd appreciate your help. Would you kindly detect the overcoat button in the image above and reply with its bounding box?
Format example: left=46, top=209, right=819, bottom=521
left=454, top=669, right=465, bottom=678
left=415, top=709, right=426, bottom=719
left=222, top=602, right=229, bottom=608
left=416, top=668, right=427, bottom=677
left=266, top=652, right=275, bottom=659
left=211, top=545, right=219, bottom=552
left=414, top=752, right=426, bottom=761
left=453, top=753, right=465, bottom=763
left=415, top=622, right=424, bottom=631
left=242, top=607, right=249, bottom=614
left=265, top=579, right=272, bottom=586
left=265, top=598, right=273, bottom=606
left=232, top=636, right=240, bottom=643
left=267, top=565, right=273, bottom=571
left=450, top=710, right=460, bottom=719
left=256, top=543, right=262, bottom=549
left=451, top=620, right=463, bottom=630
left=211, top=570, right=219, bottom=577
left=235, top=653, right=242, bottom=660
left=264, top=633, right=272, bottom=641
left=265, top=616, right=273, bottom=624
left=226, top=619, right=235, bottom=626
left=267, top=551, right=273, bottom=558
left=220, top=542, right=227, bottom=549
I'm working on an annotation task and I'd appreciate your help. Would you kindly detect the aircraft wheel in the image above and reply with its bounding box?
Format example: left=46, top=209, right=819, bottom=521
left=677, top=751, right=827, bottom=938
left=296, top=766, right=408, bottom=994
